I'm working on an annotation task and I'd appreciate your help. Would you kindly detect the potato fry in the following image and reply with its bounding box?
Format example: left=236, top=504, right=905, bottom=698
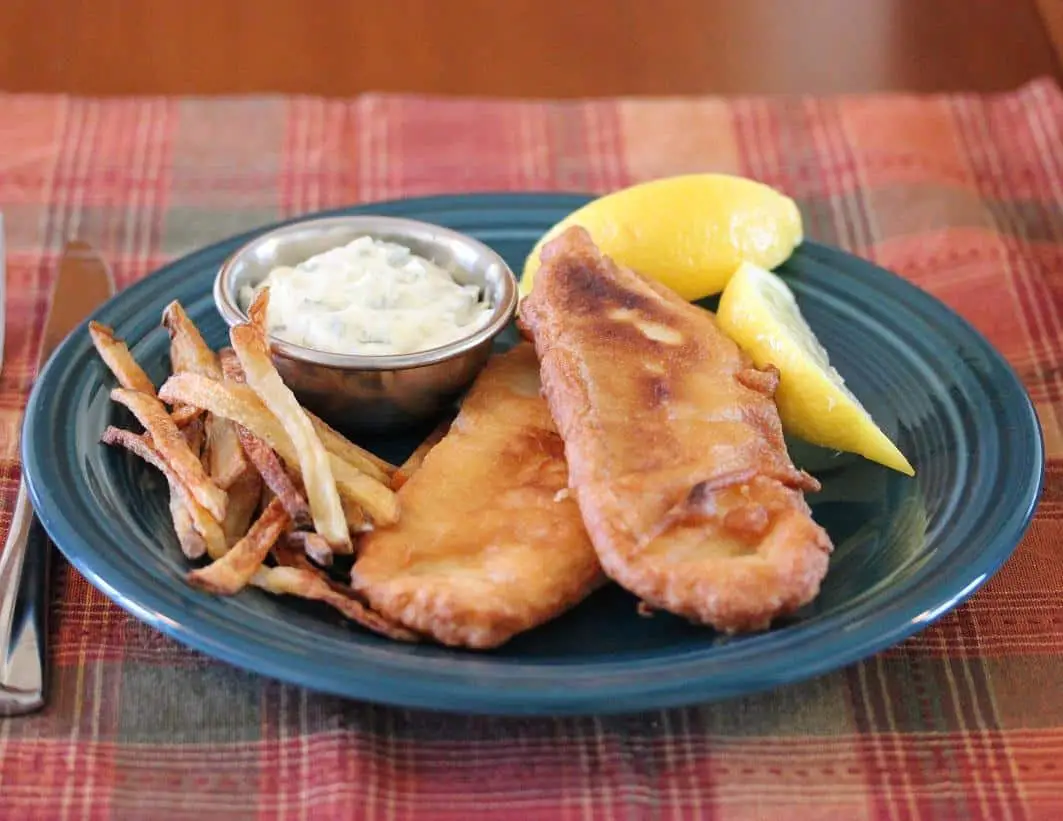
left=220, top=346, right=396, bottom=486
left=249, top=565, right=419, bottom=642
left=231, top=291, right=349, bottom=551
left=236, top=426, right=312, bottom=528
left=159, top=374, right=400, bottom=527
left=187, top=498, right=291, bottom=595
left=206, top=412, right=251, bottom=490
left=325, top=456, right=398, bottom=529
left=169, top=491, right=207, bottom=560
left=258, top=481, right=275, bottom=516
left=92, top=301, right=419, bottom=642
left=162, top=300, right=222, bottom=379
left=162, top=302, right=249, bottom=487
left=161, top=303, right=207, bottom=426
left=171, top=405, right=204, bottom=428
left=272, top=537, right=317, bottom=570
left=89, top=321, right=155, bottom=395
left=181, top=415, right=206, bottom=458
left=284, top=530, right=333, bottom=567
left=198, top=424, right=212, bottom=471
left=222, top=469, right=264, bottom=549
left=160, top=377, right=274, bottom=441
left=109, top=388, right=228, bottom=522
left=341, top=497, right=372, bottom=533
left=217, top=346, right=241, bottom=380
left=101, top=426, right=227, bottom=559
left=219, top=346, right=312, bottom=527
left=247, top=289, right=269, bottom=332
left=305, top=412, right=395, bottom=485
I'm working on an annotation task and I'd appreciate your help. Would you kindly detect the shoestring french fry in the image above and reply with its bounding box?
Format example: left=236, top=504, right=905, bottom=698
left=187, top=497, right=291, bottom=595
left=218, top=346, right=313, bottom=528
left=92, top=300, right=409, bottom=642
left=162, top=300, right=223, bottom=379
left=157, top=374, right=399, bottom=527
left=89, top=321, right=155, bottom=395
left=284, top=530, right=334, bottom=567
left=231, top=289, right=350, bottom=551
left=109, top=388, right=228, bottom=522
left=222, top=469, right=264, bottom=548
left=250, top=565, right=419, bottom=642
left=100, top=426, right=227, bottom=560
left=169, top=493, right=207, bottom=560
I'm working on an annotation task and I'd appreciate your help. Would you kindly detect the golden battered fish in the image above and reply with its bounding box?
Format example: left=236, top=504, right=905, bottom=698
left=350, top=343, right=604, bottom=649
left=519, top=226, right=833, bottom=633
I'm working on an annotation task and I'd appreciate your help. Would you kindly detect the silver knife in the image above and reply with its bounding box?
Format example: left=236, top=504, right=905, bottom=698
left=0, top=240, right=115, bottom=716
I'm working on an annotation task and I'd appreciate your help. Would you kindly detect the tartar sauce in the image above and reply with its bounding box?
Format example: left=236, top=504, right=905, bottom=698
left=241, top=236, right=493, bottom=356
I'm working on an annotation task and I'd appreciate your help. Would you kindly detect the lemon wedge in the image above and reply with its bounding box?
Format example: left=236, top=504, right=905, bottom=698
left=716, top=261, right=915, bottom=476
left=520, top=173, right=803, bottom=301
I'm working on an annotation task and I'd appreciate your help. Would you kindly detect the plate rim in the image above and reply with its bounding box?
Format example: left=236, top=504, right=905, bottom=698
left=21, top=192, right=1046, bottom=714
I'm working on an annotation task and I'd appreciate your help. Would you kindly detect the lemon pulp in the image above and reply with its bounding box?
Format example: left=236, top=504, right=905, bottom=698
left=716, top=261, right=915, bottom=476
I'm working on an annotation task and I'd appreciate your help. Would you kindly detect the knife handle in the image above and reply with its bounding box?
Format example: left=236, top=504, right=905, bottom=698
left=0, top=479, right=49, bottom=715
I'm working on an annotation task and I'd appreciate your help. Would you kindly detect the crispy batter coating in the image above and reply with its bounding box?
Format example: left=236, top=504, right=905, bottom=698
left=351, top=343, right=604, bottom=649
left=519, top=226, right=833, bottom=633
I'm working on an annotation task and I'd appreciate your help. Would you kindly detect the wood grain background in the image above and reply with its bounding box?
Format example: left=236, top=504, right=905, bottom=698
left=0, top=0, right=1060, bottom=96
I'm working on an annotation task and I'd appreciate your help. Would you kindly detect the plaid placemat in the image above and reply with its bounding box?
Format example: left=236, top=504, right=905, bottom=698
left=0, top=78, right=1060, bottom=820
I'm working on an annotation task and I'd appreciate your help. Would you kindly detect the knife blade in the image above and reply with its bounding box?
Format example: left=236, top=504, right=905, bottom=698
left=0, top=240, right=115, bottom=716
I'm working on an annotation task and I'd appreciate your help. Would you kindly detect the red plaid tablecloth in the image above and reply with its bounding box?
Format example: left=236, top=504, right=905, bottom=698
left=0, top=78, right=1060, bottom=820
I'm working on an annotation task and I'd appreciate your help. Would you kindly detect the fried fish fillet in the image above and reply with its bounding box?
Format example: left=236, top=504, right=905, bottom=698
left=519, top=226, right=833, bottom=633
left=350, top=343, right=604, bottom=649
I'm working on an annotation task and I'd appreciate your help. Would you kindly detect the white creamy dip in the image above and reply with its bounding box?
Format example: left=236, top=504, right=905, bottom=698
left=241, top=236, right=493, bottom=356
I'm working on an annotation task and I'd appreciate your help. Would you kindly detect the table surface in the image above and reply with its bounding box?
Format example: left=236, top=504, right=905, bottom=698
left=0, top=77, right=1062, bottom=818
left=0, top=0, right=1060, bottom=96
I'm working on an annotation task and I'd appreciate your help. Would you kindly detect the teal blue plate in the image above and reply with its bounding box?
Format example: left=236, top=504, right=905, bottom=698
left=21, top=194, right=1044, bottom=715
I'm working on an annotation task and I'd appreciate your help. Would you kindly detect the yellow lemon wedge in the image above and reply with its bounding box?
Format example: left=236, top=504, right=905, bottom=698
left=520, top=173, right=803, bottom=301
left=716, top=261, right=915, bottom=476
